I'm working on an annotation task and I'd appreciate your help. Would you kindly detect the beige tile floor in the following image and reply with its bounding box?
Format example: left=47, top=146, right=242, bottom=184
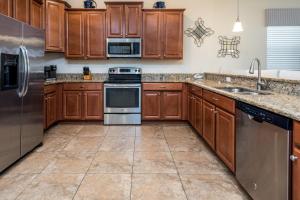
left=0, top=122, right=250, bottom=200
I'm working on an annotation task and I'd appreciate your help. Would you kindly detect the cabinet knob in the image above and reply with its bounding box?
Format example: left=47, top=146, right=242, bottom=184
left=212, top=98, right=219, bottom=101
left=290, top=155, right=298, bottom=162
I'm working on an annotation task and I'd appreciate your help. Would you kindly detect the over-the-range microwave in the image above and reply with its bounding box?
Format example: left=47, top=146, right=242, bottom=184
left=106, top=38, right=142, bottom=58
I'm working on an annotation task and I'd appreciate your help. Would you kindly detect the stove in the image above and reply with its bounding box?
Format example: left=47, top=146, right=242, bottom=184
left=104, top=67, right=142, bottom=125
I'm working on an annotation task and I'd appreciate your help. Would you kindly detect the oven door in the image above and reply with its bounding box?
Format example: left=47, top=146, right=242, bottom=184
left=104, top=84, right=141, bottom=113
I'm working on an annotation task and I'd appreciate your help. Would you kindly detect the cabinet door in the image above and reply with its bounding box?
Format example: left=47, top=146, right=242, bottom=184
left=293, top=122, right=300, bottom=200
left=86, top=11, right=106, bottom=59
left=0, top=0, right=13, bottom=16
left=45, top=0, right=65, bottom=52
left=13, top=0, right=30, bottom=23
left=195, top=97, right=203, bottom=135
left=202, top=100, right=215, bottom=150
left=124, top=4, right=141, bottom=37
left=162, top=11, right=183, bottom=59
left=142, top=11, right=162, bottom=58
left=30, top=0, right=43, bottom=29
left=65, top=11, right=85, bottom=58
left=142, top=91, right=161, bottom=120
left=216, top=108, right=235, bottom=172
left=63, top=91, right=82, bottom=120
left=188, top=94, right=195, bottom=125
left=46, top=92, right=57, bottom=128
left=106, top=4, right=123, bottom=37
left=161, top=92, right=182, bottom=120
left=83, top=91, right=103, bottom=120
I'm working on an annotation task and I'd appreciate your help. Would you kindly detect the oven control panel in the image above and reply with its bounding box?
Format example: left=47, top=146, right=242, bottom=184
left=109, top=67, right=141, bottom=75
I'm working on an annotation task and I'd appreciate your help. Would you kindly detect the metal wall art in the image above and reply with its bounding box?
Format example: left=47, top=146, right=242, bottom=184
left=185, top=18, right=214, bottom=47
left=218, top=36, right=241, bottom=58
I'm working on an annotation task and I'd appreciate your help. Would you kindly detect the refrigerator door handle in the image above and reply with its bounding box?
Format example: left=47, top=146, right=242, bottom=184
left=22, top=46, right=30, bottom=97
left=17, top=46, right=27, bottom=98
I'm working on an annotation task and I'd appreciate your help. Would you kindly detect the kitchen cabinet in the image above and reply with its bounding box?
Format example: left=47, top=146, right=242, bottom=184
left=30, top=0, right=44, bottom=29
left=44, top=84, right=61, bottom=129
left=63, top=83, right=103, bottom=120
left=45, top=0, right=70, bottom=52
left=293, top=121, right=300, bottom=200
left=13, top=0, right=30, bottom=24
left=106, top=2, right=142, bottom=38
left=188, top=85, right=203, bottom=134
left=0, top=0, right=13, bottom=17
left=142, top=83, right=183, bottom=120
left=65, top=9, right=106, bottom=59
left=142, top=9, right=185, bottom=59
left=202, top=100, right=216, bottom=150
left=215, top=108, right=235, bottom=172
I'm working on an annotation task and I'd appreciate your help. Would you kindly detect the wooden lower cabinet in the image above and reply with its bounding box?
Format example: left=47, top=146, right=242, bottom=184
left=202, top=100, right=216, bottom=150
left=44, top=84, right=61, bottom=129
left=215, top=108, right=235, bottom=172
left=161, top=92, right=182, bottom=120
left=45, top=92, right=57, bottom=127
left=63, top=91, right=82, bottom=120
left=142, top=91, right=161, bottom=120
left=188, top=94, right=196, bottom=125
left=293, top=121, right=300, bottom=200
left=83, top=91, right=103, bottom=120
left=194, top=96, right=203, bottom=134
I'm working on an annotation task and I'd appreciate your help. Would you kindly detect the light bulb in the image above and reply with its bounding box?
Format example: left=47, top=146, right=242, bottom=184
left=233, top=20, right=244, bottom=32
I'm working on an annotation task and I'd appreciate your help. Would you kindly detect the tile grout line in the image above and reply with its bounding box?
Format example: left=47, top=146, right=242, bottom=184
left=129, top=126, right=137, bottom=200
left=162, top=126, right=190, bottom=200
left=71, top=125, right=109, bottom=200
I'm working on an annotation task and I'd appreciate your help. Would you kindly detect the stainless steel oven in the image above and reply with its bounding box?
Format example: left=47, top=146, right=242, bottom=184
left=106, top=38, right=141, bottom=58
left=104, top=67, right=142, bottom=125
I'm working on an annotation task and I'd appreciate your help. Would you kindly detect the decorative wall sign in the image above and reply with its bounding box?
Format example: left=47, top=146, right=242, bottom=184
left=218, top=36, right=241, bottom=58
left=185, top=18, right=214, bottom=47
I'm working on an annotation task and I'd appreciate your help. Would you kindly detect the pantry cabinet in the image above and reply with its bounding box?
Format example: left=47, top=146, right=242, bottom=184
left=106, top=2, right=142, bottom=38
left=293, top=121, right=300, bottom=200
left=65, top=9, right=106, bottom=59
left=142, top=83, right=183, bottom=120
left=142, top=9, right=184, bottom=59
left=45, top=0, right=70, bottom=52
left=0, top=0, right=13, bottom=17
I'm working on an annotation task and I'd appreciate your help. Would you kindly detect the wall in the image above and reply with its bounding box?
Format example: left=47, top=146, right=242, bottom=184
left=44, top=0, right=300, bottom=79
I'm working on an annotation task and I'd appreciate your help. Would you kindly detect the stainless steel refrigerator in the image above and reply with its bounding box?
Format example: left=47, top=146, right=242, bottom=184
left=0, top=14, right=44, bottom=172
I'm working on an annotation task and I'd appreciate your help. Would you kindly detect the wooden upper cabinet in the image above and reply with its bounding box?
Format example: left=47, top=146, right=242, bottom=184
left=202, top=100, right=216, bottom=150
left=293, top=121, right=300, bottom=200
left=215, top=108, right=235, bottom=172
left=161, top=92, right=182, bottom=120
left=163, top=11, right=184, bottom=59
left=65, top=11, right=85, bottom=58
left=106, top=4, right=123, bottom=37
left=124, top=4, right=141, bottom=37
left=142, top=91, right=161, bottom=120
left=86, top=11, right=106, bottom=59
left=83, top=91, right=103, bottom=120
left=30, top=0, right=44, bottom=29
left=0, top=0, right=13, bottom=17
left=142, top=11, right=162, bottom=58
left=13, top=0, right=30, bottom=23
left=45, top=0, right=67, bottom=52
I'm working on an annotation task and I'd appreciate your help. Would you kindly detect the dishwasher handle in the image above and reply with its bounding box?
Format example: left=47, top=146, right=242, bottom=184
left=248, top=114, right=264, bottom=123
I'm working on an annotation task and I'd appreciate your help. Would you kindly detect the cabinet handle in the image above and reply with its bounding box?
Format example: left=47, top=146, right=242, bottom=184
left=210, top=108, right=214, bottom=111
left=160, top=86, right=166, bottom=88
left=290, top=155, right=298, bottom=162
left=212, top=98, right=219, bottom=101
left=214, top=111, right=218, bottom=114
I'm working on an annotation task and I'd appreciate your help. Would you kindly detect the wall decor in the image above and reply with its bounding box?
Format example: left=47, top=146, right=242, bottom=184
left=218, top=36, right=241, bottom=58
left=184, top=18, right=214, bottom=47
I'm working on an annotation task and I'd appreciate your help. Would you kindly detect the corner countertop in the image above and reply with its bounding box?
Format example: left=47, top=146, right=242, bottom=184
left=44, top=79, right=300, bottom=122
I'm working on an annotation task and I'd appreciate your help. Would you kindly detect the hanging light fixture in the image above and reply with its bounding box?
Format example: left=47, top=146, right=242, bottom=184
left=232, top=0, right=244, bottom=32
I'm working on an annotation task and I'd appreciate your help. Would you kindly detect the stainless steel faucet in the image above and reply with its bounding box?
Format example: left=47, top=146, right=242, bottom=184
left=249, top=58, right=265, bottom=91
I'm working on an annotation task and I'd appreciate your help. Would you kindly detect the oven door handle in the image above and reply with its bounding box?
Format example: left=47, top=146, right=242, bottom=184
left=104, top=84, right=141, bottom=88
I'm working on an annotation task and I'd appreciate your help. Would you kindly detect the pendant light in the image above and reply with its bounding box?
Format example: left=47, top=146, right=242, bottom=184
left=232, top=0, right=244, bottom=32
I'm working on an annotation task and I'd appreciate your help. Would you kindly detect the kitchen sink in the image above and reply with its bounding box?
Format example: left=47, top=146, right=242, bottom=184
left=215, top=87, right=272, bottom=95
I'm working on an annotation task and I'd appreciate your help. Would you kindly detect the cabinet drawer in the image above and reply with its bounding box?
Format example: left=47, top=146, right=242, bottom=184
left=203, top=89, right=235, bottom=114
left=143, top=83, right=183, bottom=91
left=44, top=84, right=56, bottom=94
left=294, top=121, right=300, bottom=147
left=189, top=85, right=202, bottom=97
left=63, top=83, right=103, bottom=91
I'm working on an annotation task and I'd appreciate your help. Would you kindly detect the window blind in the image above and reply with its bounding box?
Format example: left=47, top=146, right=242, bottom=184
left=267, top=26, right=300, bottom=70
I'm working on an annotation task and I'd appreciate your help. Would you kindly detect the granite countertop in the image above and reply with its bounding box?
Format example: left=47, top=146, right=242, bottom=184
left=44, top=78, right=300, bottom=121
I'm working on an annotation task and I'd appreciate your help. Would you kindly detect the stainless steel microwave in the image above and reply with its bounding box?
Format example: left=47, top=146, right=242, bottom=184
left=106, top=38, right=141, bottom=58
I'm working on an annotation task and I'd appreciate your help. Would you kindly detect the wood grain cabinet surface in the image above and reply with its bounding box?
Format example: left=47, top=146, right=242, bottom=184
left=44, top=84, right=62, bottom=129
left=45, top=0, right=68, bottom=52
left=30, top=0, right=44, bottom=29
left=161, top=91, right=182, bottom=120
left=13, top=0, right=30, bottom=23
left=293, top=121, right=300, bottom=200
left=65, top=9, right=106, bottom=59
left=142, top=91, right=161, bottom=120
left=202, top=100, right=216, bottom=150
left=63, top=90, right=82, bottom=120
left=0, top=0, right=13, bottom=17
left=142, top=9, right=184, bottom=59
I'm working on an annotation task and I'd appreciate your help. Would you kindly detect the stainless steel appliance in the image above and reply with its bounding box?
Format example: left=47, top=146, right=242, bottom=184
left=236, top=101, right=292, bottom=200
left=0, top=14, right=44, bottom=172
left=106, top=38, right=141, bottom=58
left=44, top=65, right=57, bottom=81
left=104, top=67, right=142, bottom=125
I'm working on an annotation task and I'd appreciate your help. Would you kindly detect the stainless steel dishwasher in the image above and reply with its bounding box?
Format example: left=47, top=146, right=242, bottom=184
left=236, top=101, right=292, bottom=200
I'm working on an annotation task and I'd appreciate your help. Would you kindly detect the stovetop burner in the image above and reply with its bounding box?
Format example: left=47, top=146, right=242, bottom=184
left=104, top=67, right=142, bottom=84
